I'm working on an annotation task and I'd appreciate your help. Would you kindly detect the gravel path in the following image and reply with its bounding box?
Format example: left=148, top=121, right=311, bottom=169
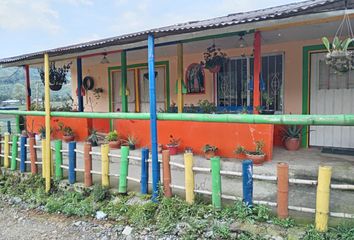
left=0, top=200, right=125, bottom=240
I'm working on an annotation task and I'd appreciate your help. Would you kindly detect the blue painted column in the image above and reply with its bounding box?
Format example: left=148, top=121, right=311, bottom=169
left=77, top=57, right=84, bottom=112
left=68, top=141, right=77, bottom=184
left=20, top=136, right=27, bottom=173
left=141, top=148, right=149, bottom=194
left=242, top=160, right=253, bottom=207
left=148, top=33, right=160, bottom=201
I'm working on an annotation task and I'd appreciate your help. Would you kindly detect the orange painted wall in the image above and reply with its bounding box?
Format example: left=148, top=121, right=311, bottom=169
left=26, top=116, right=92, bottom=141
left=115, top=120, right=274, bottom=160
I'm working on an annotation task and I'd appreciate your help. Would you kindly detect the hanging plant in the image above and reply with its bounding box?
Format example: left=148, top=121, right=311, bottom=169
left=38, top=62, right=72, bottom=91
left=200, top=44, right=229, bottom=73
left=322, top=36, right=354, bottom=73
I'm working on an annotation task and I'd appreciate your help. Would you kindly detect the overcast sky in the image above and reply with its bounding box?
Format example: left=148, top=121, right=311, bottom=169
left=0, top=0, right=299, bottom=58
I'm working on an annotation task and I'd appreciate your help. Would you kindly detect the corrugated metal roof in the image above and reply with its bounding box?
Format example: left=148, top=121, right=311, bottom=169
left=0, top=0, right=350, bottom=65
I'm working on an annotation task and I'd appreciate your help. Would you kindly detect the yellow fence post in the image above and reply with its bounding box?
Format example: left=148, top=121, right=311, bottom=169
left=315, top=166, right=332, bottom=232
left=184, top=152, right=194, bottom=204
left=177, top=43, right=184, bottom=113
left=101, top=144, right=110, bottom=188
left=44, top=53, right=51, bottom=193
left=4, top=133, right=10, bottom=168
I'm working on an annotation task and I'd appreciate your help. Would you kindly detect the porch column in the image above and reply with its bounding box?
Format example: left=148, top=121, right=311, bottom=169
left=177, top=43, right=184, bottom=113
left=44, top=53, right=51, bottom=192
left=253, top=31, right=261, bottom=113
left=121, top=50, right=128, bottom=112
left=134, top=68, right=140, bottom=112
left=148, top=33, right=160, bottom=201
left=24, top=65, right=31, bottom=111
left=77, top=57, right=84, bottom=112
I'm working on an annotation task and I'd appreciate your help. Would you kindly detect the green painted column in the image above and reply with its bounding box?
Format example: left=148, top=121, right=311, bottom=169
left=119, top=146, right=129, bottom=193
left=55, top=140, right=63, bottom=180
left=211, top=156, right=222, bottom=209
left=16, top=115, right=21, bottom=134
left=11, top=135, right=19, bottom=171
left=121, top=50, right=128, bottom=112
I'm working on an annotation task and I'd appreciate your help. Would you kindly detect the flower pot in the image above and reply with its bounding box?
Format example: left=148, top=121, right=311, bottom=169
left=245, top=153, right=266, bottom=166
left=108, top=140, right=121, bottom=149
left=260, top=109, right=275, bottom=115
left=204, top=151, right=215, bottom=160
left=28, top=132, right=35, bottom=138
left=129, top=144, right=136, bottom=150
left=284, top=137, right=300, bottom=151
left=166, top=144, right=178, bottom=155
left=208, top=65, right=221, bottom=73
left=158, top=144, right=163, bottom=153
left=63, top=135, right=75, bottom=143
left=50, top=84, right=63, bottom=91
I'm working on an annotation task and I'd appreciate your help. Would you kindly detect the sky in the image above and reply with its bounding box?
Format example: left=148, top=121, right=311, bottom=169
left=0, top=0, right=299, bottom=59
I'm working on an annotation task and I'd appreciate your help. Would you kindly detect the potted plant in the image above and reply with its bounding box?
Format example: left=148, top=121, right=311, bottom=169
left=87, top=129, right=100, bottom=147
left=198, top=99, right=216, bottom=113
left=281, top=125, right=302, bottom=151
left=322, top=36, right=354, bottom=73
left=200, top=44, right=228, bottom=73
left=235, top=140, right=266, bottom=165
left=202, top=144, right=218, bottom=160
left=58, top=123, right=75, bottom=143
left=39, top=125, right=53, bottom=140
left=105, top=130, right=120, bottom=149
left=38, top=62, right=72, bottom=91
left=259, top=92, right=274, bottom=115
left=166, top=135, right=180, bottom=155
left=122, top=135, right=138, bottom=150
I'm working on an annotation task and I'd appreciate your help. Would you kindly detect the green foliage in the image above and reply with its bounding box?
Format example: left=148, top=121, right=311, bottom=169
left=91, top=185, right=110, bottom=202
left=58, top=122, right=74, bottom=136
left=322, top=36, right=354, bottom=53
left=235, top=140, right=265, bottom=156
left=202, top=144, right=218, bottom=153
left=105, top=130, right=119, bottom=142
left=198, top=99, right=216, bottom=113
left=87, top=129, right=100, bottom=146
left=38, top=62, right=71, bottom=87
left=281, top=125, right=302, bottom=139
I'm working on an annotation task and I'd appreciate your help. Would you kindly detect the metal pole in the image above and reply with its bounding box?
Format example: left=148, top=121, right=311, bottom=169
left=148, top=33, right=160, bottom=201
left=77, top=58, right=84, bottom=112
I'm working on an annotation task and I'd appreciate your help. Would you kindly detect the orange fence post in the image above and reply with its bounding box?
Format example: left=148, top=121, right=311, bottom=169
left=277, top=162, right=289, bottom=219
left=84, top=142, right=92, bottom=187
left=29, top=137, right=38, bottom=174
left=162, top=150, right=172, bottom=197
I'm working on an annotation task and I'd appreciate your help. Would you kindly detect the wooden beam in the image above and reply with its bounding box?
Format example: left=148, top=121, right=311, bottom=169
left=177, top=43, right=183, bottom=113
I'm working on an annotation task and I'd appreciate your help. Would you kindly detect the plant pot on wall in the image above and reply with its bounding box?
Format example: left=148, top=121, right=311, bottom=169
left=166, top=144, right=178, bottom=155
left=108, top=141, right=121, bottom=149
left=204, top=150, right=216, bottom=160
left=63, top=135, right=75, bottom=143
left=245, top=153, right=266, bottom=166
left=284, top=137, right=300, bottom=151
left=50, top=84, right=63, bottom=91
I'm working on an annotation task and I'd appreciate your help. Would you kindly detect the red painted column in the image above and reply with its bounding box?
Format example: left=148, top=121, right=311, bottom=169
left=253, top=31, right=261, bottom=114
left=24, top=65, right=31, bottom=111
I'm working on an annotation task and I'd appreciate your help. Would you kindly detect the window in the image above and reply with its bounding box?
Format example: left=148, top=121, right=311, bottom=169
left=319, top=60, right=354, bottom=89
left=217, top=54, right=283, bottom=112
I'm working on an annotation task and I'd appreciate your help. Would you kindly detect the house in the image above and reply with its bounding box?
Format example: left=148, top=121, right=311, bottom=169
left=0, top=0, right=353, bottom=160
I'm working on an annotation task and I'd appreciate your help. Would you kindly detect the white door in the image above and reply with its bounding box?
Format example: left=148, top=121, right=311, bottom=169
left=112, top=70, right=135, bottom=112
left=139, top=66, right=166, bottom=112
left=310, top=53, right=354, bottom=148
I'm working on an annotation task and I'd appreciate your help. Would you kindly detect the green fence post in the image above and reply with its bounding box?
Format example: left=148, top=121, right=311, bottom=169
left=15, top=115, right=21, bottom=134
left=11, top=135, right=19, bottom=171
left=211, top=156, right=222, bottom=209
left=119, top=146, right=129, bottom=193
left=55, top=140, right=63, bottom=180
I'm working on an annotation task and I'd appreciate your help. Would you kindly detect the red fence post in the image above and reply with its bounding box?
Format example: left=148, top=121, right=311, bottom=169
left=84, top=142, right=92, bottom=187
left=162, top=150, right=172, bottom=197
left=277, top=162, right=289, bottom=218
left=29, top=137, right=38, bottom=174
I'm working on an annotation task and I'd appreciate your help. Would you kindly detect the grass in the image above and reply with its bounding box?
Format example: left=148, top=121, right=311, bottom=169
left=0, top=174, right=353, bottom=239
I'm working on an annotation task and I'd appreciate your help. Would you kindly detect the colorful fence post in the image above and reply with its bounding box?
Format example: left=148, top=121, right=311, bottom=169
left=7, top=121, right=11, bottom=134
left=162, top=150, right=172, bottom=197
left=84, top=142, right=92, bottom=187
left=4, top=133, right=10, bottom=168
left=184, top=152, right=194, bottom=204
left=119, top=146, right=129, bottom=194
left=15, top=115, right=21, bottom=134
left=242, top=160, right=253, bottom=207
left=29, top=137, right=38, bottom=174
left=41, top=139, right=46, bottom=178
left=20, top=136, right=27, bottom=173
left=315, top=166, right=332, bottom=232
left=211, top=156, right=222, bottom=209
left=101, top=144, right=109, bottom=188
left=55, top=140, right=63, bottom=181
left=0, top=134, right=2, bottom=165
left=68, top=141, right=77, bottom=184
left=141, top=148, right=149, bottom=194
left=277, top=162, right=289, bottom=218
left=11, top=135, right=19, bottom=171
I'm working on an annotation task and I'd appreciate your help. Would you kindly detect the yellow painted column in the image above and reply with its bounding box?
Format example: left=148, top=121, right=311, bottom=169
left=101, top=144, right=110, bottom=188
left=315, top=166, right=332, bottom=232
left=134, top=68, right=140, bottom=113
left=184, top=152, right=194, bottom=204
left=177, top=43, right=184, bottom=113
left=4, top=133, right=10, bottom=168
left=41, top=139, right=46, bottom=178
left=44, top=53, right=51, bottom=192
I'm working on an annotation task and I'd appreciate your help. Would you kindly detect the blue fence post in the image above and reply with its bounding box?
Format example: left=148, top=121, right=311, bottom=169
left=20, top=136, right=27, bottom=173
left=68, top=141, right=76, bottom=184
left=141, top=148, right=149, bottom=194
left=148, top=33, right=160, bottom=201
left=7, top=121, right=11, bottom=134
left=242, top=160, right=253, bottom=207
